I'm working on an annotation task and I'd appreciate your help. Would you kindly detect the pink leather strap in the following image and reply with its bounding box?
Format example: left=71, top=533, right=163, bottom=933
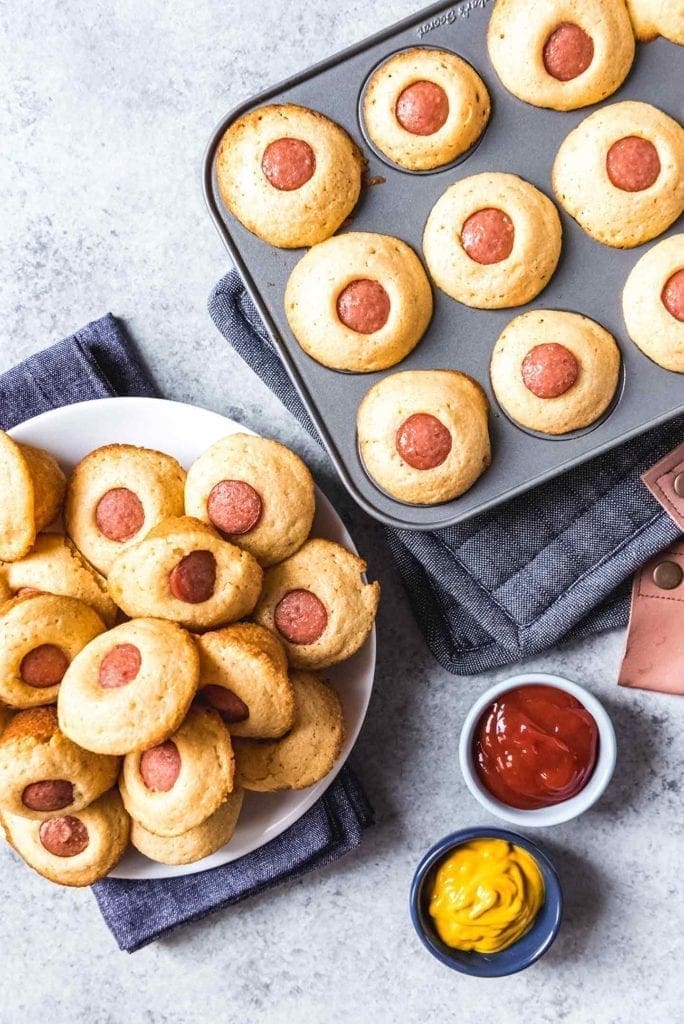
left=641, top=441, right=684, bottom=531
left=618, top=543, right=684, bottom=693
left=619, top=442, right=684, bottom=693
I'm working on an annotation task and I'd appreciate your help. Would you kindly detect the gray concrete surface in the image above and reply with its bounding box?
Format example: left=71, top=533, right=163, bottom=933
left=0, top=2, right=681, bottom=1021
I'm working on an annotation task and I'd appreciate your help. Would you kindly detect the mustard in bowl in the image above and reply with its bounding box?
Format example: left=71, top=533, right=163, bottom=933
left=410, top=827, right=562, bottom=977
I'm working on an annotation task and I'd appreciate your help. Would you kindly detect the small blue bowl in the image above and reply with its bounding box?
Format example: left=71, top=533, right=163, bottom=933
left=410, top=827, right=563, bottom=977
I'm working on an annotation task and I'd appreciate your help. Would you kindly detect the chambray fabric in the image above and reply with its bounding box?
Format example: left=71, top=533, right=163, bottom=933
left=0, top=314, right=374, bottom=952
left=0, top=313, right=158, bottom=427
left=209, top=269, right=683, bottom=674
left=94, top=767, right=373, bottom=952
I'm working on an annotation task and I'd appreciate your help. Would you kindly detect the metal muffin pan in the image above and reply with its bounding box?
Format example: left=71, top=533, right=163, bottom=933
left=203, top=0, right=683, bottom=531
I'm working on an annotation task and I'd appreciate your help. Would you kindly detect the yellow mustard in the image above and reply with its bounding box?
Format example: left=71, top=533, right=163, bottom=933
left=428, top=838, right=544, bottom=954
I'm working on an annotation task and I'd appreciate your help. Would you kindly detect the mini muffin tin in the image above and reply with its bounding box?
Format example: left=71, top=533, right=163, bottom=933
left=203, top=0, right=683, bottom=531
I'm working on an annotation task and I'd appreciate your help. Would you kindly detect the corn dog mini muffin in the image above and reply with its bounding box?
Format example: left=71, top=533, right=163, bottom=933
left=487, top=0, right=635, bottom=111
left=185, top=434, right=315, bottom=566
left=0, top=533, right=117, bottom=627
left=65, top=444, right=186, bottom=576
left=284, top=232, right=433, bottom=372
left=622, top=234, right=684, bottom=372
left=119, top=705, right=234, bottom=837
left=553, top=101, right=684, bottom=249
left=490, top=310, right=621, bottom=434
left=626, top=0, right=684, bottom=43
left=0, top=706, right=119, bottom=820
left=254, top=539, right=379, bottom=670
left=0, top=704, right=13, bottom=736
left=107, top=516, right=262, bottom=631
left=0, top=431, right=66, bottom=562
left=216, top=103, right=363, bottom=249
left=357, top=370, right=491, bottom=505
left=2, top=789, right=130, bottom=887
left=423, top=173, right=562, bottom=309
left=58, top=618, right=199, bottom=755
left=130, top=788, right=244, bottom=866
left=196, top=623, right=294, bottom=739
left=0, top=593, right=106, bottom=709
left=234, top=671, right=343, bottom=792
left=362, top=48, right=490, bottom=171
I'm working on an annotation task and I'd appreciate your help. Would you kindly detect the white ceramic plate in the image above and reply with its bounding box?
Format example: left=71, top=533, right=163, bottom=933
left=9, top=397, right=376, bottom=880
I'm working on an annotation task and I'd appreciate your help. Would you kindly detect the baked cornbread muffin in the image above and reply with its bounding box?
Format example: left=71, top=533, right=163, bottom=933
left=357, top=370, right=491, bottom=505
left=196, top=622, right=294, bottom=739
left=3, top=789, right=130, bottom=886
left=65, top=444, right=186, bottom=576
left=626, top=0, right=684, bottom=43
left=216, top=103, right=363, bottom=249
left=0, top=533, right=117, bottom=627
left=234, top=671, right=343, bottom=792
left=490, top=310, right=621, bottom=434
left=0, top=704, right=13, bottom=736
left=130, top=787, right=244, bottom=865
left=0, top=706, right=119, bottom=820
left=253, top=539, right=379, bottom=669
left=552, top=101, right=684, bottom=248
left=0, top=593, right=106, bottom=709
left=423, top=173, right=562, bottom=309
left=284, top=232, right=433, bottom=372
left=119, top=705, right=235, bottom=837
left=58, top=618, right=199, bottom=755
left=107, top=516, right=262, bottom=631
left=622, top=234, right=684, bottom=372
left=0, top=431, right=66, bottom=562
left=362, top=48, right=490, bottom=171
left=487, top=0, right=635, bottom=111
left=185, top=434, right=315, bottom=567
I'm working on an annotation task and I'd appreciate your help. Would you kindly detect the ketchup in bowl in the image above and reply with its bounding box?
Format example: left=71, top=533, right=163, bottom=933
left=474, top=684, right=599, bottom=810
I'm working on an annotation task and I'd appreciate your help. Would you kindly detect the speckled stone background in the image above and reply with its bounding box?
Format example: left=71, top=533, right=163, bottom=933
left=0, top=1, right=682, bottom=1021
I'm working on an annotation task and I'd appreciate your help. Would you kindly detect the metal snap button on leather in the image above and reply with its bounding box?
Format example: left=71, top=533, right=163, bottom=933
left=673, top=472, right=684, bottom=498
left=652, top=560, right=683, bottom=590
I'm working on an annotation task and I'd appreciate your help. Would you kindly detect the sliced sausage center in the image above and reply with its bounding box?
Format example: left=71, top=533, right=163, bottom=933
left=169, top=550, right=217, bottom=604
left=661, top=269, right=684, bottom=322
left=261, top=138, right=316, bottom=191
left=395, top=80, right=449, bottom=136
left=22, top=779, right=74, bottom=812
left=140, top=741, right=181, bottom=792
left=461, top=207, right=515, bottom=265
left=99, top=643, right=142, bottom=689
left=201, top=685, right=250, bottom=723
left=207, top=479, right=263, bottom=536
left=39, top=816, right=89, bottom=858
left=606, top=137, right=661, bottom=192
left=543, top=23, right=594, bottom=81
left=20, top=644, right=69, bottom=688
left=274, top=589, right=328, bottom=645
left=521, top=343, right=579, bottom=399
left=336, top=279, right=391, bottom=334
left=395, top=413, right=453, bottom=470
left=95, top=488, right=145, bottom=542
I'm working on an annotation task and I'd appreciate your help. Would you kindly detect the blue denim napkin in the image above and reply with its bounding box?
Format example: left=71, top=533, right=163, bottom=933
left=209, top=269, right=683, bottom=674
left=94, top=767, right=372, bottom=952
left=0, top=313, right=158, bottom=422
left=0, top=314, right=374, bottom=952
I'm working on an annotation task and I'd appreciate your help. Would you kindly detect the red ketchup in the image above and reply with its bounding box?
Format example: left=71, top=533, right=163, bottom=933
left=474, top=684, right=599, bottom=810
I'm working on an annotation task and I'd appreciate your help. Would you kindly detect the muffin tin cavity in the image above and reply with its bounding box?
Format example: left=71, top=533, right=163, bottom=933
left=358, top=46, right=491, bottom=175
left=489, top=315, right=626, bottom=443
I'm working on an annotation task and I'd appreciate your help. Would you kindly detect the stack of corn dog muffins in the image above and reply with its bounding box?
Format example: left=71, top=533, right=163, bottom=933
left=0, top=430, right=379, bottom=884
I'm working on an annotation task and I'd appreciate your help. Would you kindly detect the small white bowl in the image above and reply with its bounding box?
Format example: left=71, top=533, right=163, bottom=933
left=459, top=672, right=617, bottom=827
